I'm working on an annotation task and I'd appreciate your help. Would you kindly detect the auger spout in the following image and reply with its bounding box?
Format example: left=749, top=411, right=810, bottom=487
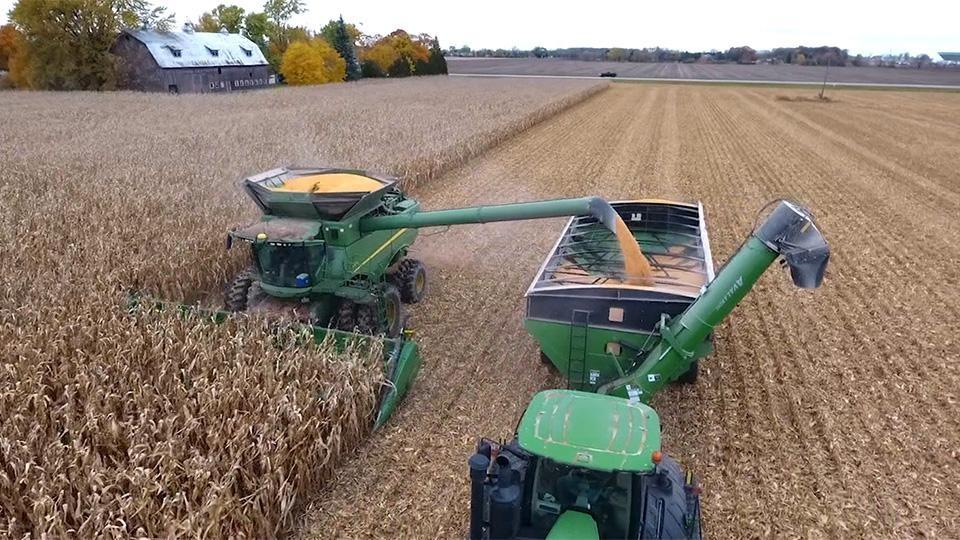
left=597, top=200, right=829, bottom=400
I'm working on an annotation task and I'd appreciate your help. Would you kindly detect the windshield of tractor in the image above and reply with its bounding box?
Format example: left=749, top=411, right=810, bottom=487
left=253, top=243, right=324, bottom=288
left=530, top=458, right=632, bottom=538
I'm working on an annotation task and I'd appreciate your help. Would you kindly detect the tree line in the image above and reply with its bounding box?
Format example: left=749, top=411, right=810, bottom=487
left=0, top=0, right=447, bottom=90
left=447, top=44, right=942, bottom=69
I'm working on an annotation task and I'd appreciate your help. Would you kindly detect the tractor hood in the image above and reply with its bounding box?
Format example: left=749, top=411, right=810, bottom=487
left=545, top=510, right=600, bottom=540
left=517, top=390, right=661, bottom=473
left=230, top=217, right=322, bottom=243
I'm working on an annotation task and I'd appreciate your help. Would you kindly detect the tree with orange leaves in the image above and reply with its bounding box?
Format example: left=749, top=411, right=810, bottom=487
left=359, top=30, right=431, bottom=77
left=0, top=24, right=31, bottom=88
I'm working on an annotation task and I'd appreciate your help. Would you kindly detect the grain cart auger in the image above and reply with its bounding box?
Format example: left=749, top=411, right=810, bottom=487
left=217, top=166, right=649, bottom=426
left=468, top=200, right=829, bottom=539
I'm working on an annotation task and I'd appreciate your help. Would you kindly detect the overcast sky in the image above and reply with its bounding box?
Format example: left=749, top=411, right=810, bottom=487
left=1, top=0, right=957, bottom=57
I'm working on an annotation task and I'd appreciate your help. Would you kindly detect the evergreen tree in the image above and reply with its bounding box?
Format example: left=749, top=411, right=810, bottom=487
left=332, top=16, right=360, bottom=80
left=427, top=37, right=448, bottom=75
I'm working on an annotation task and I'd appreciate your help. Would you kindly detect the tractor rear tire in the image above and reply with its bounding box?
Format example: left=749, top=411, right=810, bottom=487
left=639, top=454, right=702, bottom=540
left=225, top=267, right=255, bottom=312
left=392, top=259, right=427, bottom=304
left=677, top=361, right=699, bottom=384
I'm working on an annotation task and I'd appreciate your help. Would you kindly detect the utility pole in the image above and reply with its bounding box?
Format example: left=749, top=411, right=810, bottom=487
left=819, top=56, right=831, bottom=100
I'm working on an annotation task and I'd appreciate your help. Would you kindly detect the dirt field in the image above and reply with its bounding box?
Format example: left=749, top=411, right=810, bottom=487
left=449, top=58, right=960, bottom=86
left=303, top=84, right=960, bottom=538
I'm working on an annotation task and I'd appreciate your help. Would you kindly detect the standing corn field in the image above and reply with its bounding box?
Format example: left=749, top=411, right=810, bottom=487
left=0, top=77, right=605, bottom=536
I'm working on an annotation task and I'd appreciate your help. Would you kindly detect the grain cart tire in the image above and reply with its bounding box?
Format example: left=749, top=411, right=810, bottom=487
left=539, top=350, right=559, bottom=373
left=677, top=361, right=699, bottom=384
left=393, top=259, right=427, bottom=304
left=639, top=455, right=702, bottom=540
left=225, top=267, right=256, bottom=312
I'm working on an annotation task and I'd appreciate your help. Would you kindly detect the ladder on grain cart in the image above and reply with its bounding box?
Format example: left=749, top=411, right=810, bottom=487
left=567, top=310, right=590, bottom=389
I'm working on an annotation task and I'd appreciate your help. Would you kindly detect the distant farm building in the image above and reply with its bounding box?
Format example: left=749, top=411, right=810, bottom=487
left=112, top=25, right=274, bottom=93
left=939, top=52, right=960, bottom=64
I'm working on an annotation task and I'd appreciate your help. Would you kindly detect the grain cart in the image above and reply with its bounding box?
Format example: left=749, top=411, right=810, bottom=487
left=468, top=200, right=829, bottom=539
left=219, top=167, right=649, bottom=426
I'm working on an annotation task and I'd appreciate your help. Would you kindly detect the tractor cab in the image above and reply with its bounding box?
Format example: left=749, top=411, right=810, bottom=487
left=468, top=391, right=701, bottom=540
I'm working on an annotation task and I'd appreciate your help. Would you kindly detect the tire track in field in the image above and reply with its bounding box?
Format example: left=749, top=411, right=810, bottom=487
left=680, top=91, right=845, bottom=535
left=636, top=87, right=958, bottom=537
left=835, top=92, right=960, bottom=139
left=732, top=91, right=960, bottom=298
left=710, top=88, right=960, bottom=535
left=766, top=96, right=960, bottom=195
left=749, top=91, right=960, bottom=221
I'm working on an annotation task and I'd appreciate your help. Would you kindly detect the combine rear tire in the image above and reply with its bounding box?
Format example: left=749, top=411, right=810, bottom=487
left=225, top=267, right=255, bottom=312
left=392, top=259, right=427, bottom=304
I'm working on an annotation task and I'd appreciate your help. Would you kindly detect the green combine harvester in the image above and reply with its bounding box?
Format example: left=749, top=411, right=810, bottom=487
left=467, top=200, right=830, bottom=539
left=211, top=166, right=649, bottom=427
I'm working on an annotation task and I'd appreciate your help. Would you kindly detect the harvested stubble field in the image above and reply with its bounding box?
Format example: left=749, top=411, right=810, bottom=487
left=449, top=57, right=960, bottom=87
left=304, top=85, right=960, bottom=538
left=0, top=77, right=605, bottom=537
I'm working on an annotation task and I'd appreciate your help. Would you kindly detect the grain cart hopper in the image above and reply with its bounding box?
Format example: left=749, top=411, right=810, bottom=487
left=221, top=166, right=650, bottom=426
left=468, top=200, right=829, bottom=539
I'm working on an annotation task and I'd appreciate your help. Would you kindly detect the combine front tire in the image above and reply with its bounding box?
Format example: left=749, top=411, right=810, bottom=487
left=352, top=285, right=405, bottom=338
left=380, top=284, right=404, bottom=337
left=225, top=267, right=255, bottom=312
left=392, top=259, right=427, bottom=304
left=335, top=299, right=357, bottom=331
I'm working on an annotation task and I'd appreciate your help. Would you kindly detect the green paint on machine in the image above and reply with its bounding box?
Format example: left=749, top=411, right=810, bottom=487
left=517, top=390, right=661, bottom=473
left=545, top=511, right=600, bottom=540
left=469, top=200, right=830, bottom=540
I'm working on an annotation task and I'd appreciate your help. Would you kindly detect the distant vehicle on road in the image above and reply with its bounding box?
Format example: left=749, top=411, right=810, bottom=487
left=599, top=71, right=617, bottom=77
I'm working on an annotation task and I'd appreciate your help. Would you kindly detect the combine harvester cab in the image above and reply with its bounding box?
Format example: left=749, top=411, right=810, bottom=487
left=227, top=167, right=423, bottom=337
left=525, top=200, right=716, bottom=389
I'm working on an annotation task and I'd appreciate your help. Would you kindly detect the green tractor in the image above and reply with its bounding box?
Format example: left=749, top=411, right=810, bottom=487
left=219, top=167, right=648, bottom=426
left=468, top=200, right=830, bottom=539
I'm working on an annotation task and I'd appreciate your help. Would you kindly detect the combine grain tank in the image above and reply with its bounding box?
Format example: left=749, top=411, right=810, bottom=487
left=525, top=200, right=715, bottom=389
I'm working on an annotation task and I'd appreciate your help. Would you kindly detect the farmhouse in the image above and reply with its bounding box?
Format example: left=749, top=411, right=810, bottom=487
left=112, top=24, right=274, bottom=93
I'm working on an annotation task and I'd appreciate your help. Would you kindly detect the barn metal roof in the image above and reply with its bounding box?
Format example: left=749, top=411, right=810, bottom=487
left=125, top=29, right=268, bottom=69
left=939, top=52, right=960, bottom=62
